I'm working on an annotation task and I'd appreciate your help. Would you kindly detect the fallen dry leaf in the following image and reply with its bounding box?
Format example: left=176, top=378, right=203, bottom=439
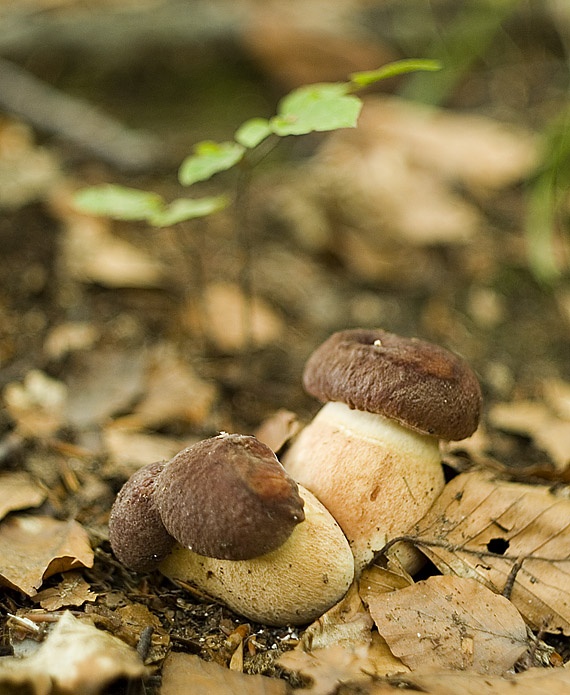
left=32, top=571, right=98, bottom=611
left=279, top=632, right=408, bottom=695
left=121, top=344, right=218, bottom=429
left=373, top=665, right=570, bottom=695
left=300, top=582, right=374, bottom=652
left=116, top=602, right=170, bottom=664
left=358, top=559, right=414, bottom=608
left=0, top=515, right=94, bottom=596
left=0, top=471, right=46, bottom=521
left=412, top=470, right=570, bottom=634
left=489, top=399, right=570, bottom=471
left=102, top=426, right=189, bottom=477
left=0, top=611, right=146, bottom=695
left=199, top=281, right=284, bottom=352
left=255, top=409, right=303, bottom=455
left=160, top=652, right=288, bottom=695
left=3, top=370, right=67, bottom=438
left=364, top=575, right=528, bottom=675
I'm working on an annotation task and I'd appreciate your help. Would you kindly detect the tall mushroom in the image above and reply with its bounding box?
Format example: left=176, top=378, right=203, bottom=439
left=109, top=433, right=354, bottom=625
left=282, top=328, right=482, bottom=574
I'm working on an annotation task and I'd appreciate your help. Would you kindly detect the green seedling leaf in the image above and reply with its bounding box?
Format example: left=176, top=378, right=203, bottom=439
left=179, top=141, right=245, bottom=186
left=150, top=195, right=229, bottom=227
left=271, top=83, right=362, bottom=136
left=350, top=59, right=442, bottom=87
left=73, top=184, right=164, bottom=221
left=235, top=118, right=272, bottom=149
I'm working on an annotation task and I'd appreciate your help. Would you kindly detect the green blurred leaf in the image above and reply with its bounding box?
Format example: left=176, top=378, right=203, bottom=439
left=350, top=59, right=442, bottom=87
left=271, top=83, right=361, bottom=136
left=179, top=141, right=245, bottom=186
left=73, top=185, right=163, bottom=221
left=150, top=195, right=229, bottom=227
left=235, top=118, right=272, bottom=148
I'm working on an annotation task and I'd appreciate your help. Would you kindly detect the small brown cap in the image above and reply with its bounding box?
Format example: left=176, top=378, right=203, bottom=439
left=303, top=328, right=482, bottom=440
left=154, top=434, right=305, bottom=560
left=109, top=461, right=175, bottom=572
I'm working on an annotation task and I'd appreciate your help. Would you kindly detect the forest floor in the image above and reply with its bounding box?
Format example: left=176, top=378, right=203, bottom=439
left=0, top=2, right=569, bottom=694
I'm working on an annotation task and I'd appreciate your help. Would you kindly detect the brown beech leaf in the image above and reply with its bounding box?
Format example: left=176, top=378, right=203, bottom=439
left=279, top=632, right=408, bottom=695
left=32, top=571, right=98, bottom=610
left=365, top=575, right=527, bottom=674
left=0, top=471, right=46, bottom=521
left=0, top=515, right=94, bottom=596
left=255, top=409, right=303, bottom=455
left=3, top=370, right=67, bottom=438
left=411, top=470, right=570, bottom=634
left=378, top=665, right=570, bottom=695
left=0, top=611, right=146, bottom=695
left=161, top=652, right=288, bottom=695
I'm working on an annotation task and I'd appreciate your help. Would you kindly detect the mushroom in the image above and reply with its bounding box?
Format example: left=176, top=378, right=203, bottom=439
left=108, top=433, right=354, bottom=625
left=282, top=328, right=482, bottom=574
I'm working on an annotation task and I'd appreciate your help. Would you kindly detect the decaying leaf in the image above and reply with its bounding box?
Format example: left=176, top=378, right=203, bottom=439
left=3, top=370, right=67, bottom=438
left=412, top=470, right=570, bottom=634
left=255, top=409, right=303, bottom=454
left=102, top=426, right=189, bottom=477
left=32, top=571, right=98, bottom=611
left=0, top=611, right=146, bottom=695
left=0, top=471, right=46, bottom=521
left=300, top=582, right=374, bottom=652
left=122, top=345, right=218, bottom=429
left=364, top=575, right=528, bottom=675
left=279, top=632, right=408, bottom=695
left=489, top=398, right=570, bottom=472
left=161, top=652, right=288, bottom=695
left=358, top=559, right=414, bottom=608
left=0, top=515, right=94, bottom=596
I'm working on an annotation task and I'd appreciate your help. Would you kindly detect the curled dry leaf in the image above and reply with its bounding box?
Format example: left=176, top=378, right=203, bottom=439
left=0, top=611, right=146, bottom=695
left=0, top=471, right=46, bottom=522
left=32, top=571, right=98, bottom=611
left=254, top=409, right=303, bottom=455
left=364, top=575, right=528, bottom=675
left=412, top=470, right=570, bottom=634
left=160, top=652, right=288, bottom=695
left=0, top=515, right=94, bottom=596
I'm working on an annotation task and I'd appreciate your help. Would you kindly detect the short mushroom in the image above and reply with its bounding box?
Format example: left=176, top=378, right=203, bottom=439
left=108, top=433, right=354, bottom=625
left=282, top=328, right=482, bottom=574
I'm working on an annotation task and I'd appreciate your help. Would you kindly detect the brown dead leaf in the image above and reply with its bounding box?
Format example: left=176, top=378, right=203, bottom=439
left=200, top=281, right=284, bottom=352
left=375, top=665, right=570, bottom=695
left=117, top=602, right=170, bottom=663
left=300, top=582, right=374, bottom=652
left=161, top=652, right=288, bottom=695
left=0, top=611, right=146, bottom=695
left=3, top=370, right=67, bottom=438
left=358, top=559, right=414, bottom=608
left=412, top=470, right=570, bottom=634
left=62, top=212, right=164, bottom=288
left=489, top=399, right=570, bottom=471
left=32, top=571, right=98, bottom=610
left=365, top=575, right=527, bottom=675
left=121, top=344, right=218, bottom=429
left=0, top=471, right=46, bottom=521
left=0, top=515, right=94, bottom=596
left=255, top=409, right=302, bottom=454
left=102, top=426, right=189, bottom=477
left=279, top=632, right=407, bottom=695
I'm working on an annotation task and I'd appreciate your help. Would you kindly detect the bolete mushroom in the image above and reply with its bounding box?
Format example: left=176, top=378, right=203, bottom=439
left=108, top=433, right=354, bottom=625
left=282, top=328, right=482, bottom=574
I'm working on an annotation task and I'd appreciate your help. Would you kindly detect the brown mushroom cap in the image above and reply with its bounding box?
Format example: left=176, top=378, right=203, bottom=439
left=303, top=328, right=482, bottom=441
left=109, top=460, right=176, bottom=572
left=154, top=433, right=305, bottom=561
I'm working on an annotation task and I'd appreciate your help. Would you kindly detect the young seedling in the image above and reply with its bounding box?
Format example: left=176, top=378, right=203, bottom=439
left=73, top=59, right=441, bottom=349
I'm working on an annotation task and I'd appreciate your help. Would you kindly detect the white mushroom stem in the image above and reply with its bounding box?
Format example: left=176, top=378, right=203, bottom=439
left=159, top=486, right=354, bottom=626
left=282, top=401, right=445, bottom=575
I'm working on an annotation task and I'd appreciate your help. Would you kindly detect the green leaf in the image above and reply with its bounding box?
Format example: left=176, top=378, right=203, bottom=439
left=271, top=83, right=362, bottom=136
left=179, top=140, right=245, bottom=186
left=150, top=195, right=229, bottom=227
left=73, top=185, right=163, bottom=221
left=350, top=59, right=442, bottom=87
left=235, top=118, right=272, bottom=148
